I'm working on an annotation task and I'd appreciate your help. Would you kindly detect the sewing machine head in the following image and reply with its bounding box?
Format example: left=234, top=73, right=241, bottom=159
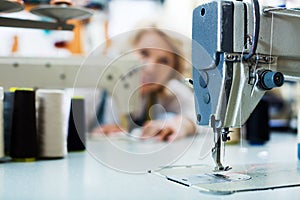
left=192, top=0, right=300, bottom=170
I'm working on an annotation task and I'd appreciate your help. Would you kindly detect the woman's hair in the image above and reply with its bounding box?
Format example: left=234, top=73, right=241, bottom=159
left=131, top=26, right=187, bottom=75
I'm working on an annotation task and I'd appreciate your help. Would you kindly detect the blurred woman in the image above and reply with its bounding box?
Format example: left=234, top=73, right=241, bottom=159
left=92, top=26, right=203, bottom=142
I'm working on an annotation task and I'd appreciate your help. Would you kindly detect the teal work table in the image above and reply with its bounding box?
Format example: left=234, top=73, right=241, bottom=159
left=1, top=132, right=300, bottom=200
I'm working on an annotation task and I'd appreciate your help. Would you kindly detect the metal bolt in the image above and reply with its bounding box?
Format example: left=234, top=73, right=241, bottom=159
left=265, top=56, right=273, bottom=63
left=226, top=55, right=233, bottom=60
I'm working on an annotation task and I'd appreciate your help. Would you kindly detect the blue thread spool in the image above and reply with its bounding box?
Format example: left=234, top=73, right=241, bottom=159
left=263, top=0, right=286, bottom=7
left=3, top=92, right=14, bottom=155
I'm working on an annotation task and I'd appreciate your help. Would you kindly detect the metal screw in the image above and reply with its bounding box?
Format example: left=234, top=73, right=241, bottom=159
left=265, top=56, right=273, bottom=63
left=226, top=55, right=233, bottom=60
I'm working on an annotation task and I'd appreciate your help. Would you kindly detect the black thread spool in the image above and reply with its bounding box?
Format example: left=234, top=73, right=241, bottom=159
left=0, top=88, right=4, bottom=159
left=67, top=98, right=86, bottom=151
left=246, top=99, right=270, bottom=145
left=3, top=92, right=14, bottom=155
left=10, top=90, right=38, bottom=161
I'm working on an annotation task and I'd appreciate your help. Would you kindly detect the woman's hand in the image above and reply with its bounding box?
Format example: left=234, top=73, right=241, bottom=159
left=141, top=115, right=196, bottom=142
left=91, top=124, right=125, bottom=135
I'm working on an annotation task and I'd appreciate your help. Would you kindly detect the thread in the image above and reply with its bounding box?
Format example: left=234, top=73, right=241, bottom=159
left=3, top=92, right=14, bottom=155
left=272, top=0, right=286, bottom=7
left=10, top=90, right=38, bottom=161
left=259, top=0, right=286, bottom=7
left=67, top=97, right=86, bottom=151
left=0, top=87, right=4, bottom=158
left=36, top=89, right=70, bottom=158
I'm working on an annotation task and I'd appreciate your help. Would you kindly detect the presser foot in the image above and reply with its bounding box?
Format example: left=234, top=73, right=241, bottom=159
left=214, top=165, right=232, bottom=172
left=212, top=144, right=232, bottom=172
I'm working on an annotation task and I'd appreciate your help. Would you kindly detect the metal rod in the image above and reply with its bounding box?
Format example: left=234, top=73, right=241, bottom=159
left=0, top=16, right=74, bottom=30
left=263, top=7, right=300, bottom=18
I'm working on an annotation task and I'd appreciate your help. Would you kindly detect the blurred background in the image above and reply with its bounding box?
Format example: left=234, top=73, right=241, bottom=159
left=1, top=0, right=300, bottom=134
left=0, top=0, right=201, bottom=57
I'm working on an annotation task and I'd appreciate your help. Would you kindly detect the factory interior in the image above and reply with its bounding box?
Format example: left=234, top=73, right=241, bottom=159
left=1, top=0, right=300, bottom=199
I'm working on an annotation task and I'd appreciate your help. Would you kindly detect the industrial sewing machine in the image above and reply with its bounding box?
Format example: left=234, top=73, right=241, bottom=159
left=192, top=0, right=300, bottom=171
left=151, top=0, right=300, bottom=194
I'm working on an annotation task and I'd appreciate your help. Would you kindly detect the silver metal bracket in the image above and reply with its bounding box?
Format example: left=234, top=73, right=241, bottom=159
left=263, top=7, right=300, bottom=18
left=224, top=53, right=276, bottom=65
left=224, top=53, right=243, bottom=62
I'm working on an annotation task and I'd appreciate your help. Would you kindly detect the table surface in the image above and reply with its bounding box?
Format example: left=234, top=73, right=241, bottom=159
left=1, top=131, right=300, bottom=200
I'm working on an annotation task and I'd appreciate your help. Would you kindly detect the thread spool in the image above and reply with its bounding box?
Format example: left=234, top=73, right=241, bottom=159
left=271, top=0, right=286, bottom=7
left=227, top=128, right=240, bottom=145
left=297, top=83, right=300, bottom=160
left=259, top=0, right=286, bottom=7
left=10, top=90, right=37, bottom=161
left=50, top=0, right=72, bottom=6
left=246, top=99, right=270, bottom=145
left=298, top=109, right=300, bottom=160
left=36, top=89, right=70, bottom=159
left=3, top=91, right=14, bottom=155
left=0, top=87, right=4, bottom=158
left=67, top=97, right=86, bottom=151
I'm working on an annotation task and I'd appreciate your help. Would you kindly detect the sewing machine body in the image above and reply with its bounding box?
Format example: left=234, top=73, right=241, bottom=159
left=192, top=0, right=300, bottom=170
left=193, top=0, right=300, bottom=129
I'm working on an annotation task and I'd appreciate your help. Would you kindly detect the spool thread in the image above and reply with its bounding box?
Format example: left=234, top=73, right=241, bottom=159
left=226, top=128, right=240, bottom=145
left=10, top=90, right=38, bottom=160
left=67, top=98, right=86, bottom=152
left=0, top=87, right=4, bottom=158
left=36, top=89, right=70, bottom=158
left=246, top=99, right=270, bottom=145
left=298, top=109, right=300, bottom=160
left=3, top=92, right=14, bottom=155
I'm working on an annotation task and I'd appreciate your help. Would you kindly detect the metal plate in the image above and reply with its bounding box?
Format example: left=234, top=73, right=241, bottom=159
left=154, top=163, right=300, bottom=195
left=30, top=5, right=93, bottom=22
left=0, top=0, right=24, bottom=13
